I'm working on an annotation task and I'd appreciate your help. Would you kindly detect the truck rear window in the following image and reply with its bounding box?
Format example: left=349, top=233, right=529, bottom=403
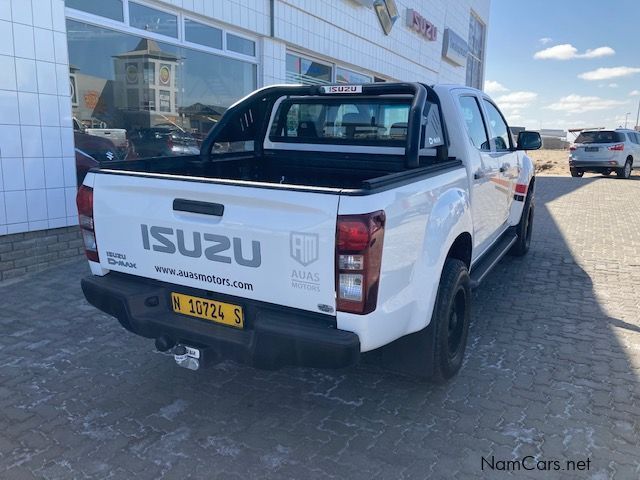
left=269, top=98, right=411, bottom=146
left=575, top=131, right=625, bottom=144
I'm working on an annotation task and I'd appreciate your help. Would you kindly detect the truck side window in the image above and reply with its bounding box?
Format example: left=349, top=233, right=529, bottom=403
left=482, top=100, right=512, bottom=151
left=458, top=96, right=490, bottom=151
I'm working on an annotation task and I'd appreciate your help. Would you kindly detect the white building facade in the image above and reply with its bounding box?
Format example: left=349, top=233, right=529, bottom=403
left=0, top=0, right=489, bottom=279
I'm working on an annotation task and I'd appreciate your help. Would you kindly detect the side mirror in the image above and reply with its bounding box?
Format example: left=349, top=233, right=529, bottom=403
left=516, top=131, right=542, bottom=150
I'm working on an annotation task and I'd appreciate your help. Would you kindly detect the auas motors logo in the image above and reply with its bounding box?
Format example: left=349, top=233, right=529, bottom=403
left=290, top=232, right=321, bottom=293
left=290, top=232, right=318, bottom=267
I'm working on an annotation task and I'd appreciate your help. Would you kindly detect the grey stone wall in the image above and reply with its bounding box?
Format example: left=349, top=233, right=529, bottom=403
left=0, top=227, right=83, bottom=281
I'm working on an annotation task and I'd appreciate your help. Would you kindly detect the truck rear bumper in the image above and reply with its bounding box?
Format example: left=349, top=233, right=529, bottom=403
left=81, top=273, right=360, bottom=370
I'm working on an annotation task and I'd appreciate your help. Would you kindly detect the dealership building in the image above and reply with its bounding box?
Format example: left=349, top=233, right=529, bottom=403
left=0, top=0, right=489, bottom=279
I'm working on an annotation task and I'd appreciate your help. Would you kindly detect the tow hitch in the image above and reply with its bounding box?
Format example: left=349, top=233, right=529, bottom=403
left=173, top=345, right=201, bottom=370
left=155, top=336, right=207, bottom=371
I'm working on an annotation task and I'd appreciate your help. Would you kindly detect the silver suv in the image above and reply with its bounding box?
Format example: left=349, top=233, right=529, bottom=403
left=569, top=129, right=640, bottom=179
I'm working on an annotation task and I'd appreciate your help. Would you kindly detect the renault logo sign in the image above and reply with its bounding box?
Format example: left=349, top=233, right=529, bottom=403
left=373, top=0, right=399, bottom=35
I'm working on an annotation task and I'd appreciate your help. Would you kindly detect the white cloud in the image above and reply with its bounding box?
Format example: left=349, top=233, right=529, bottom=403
left=578, top=66, right=640, bottom=81
left=534, top=44, right=615, bottom=60
left=581, top=47, right=617, bottom=59
left=608, top=83, right=619, bottom=88
left=494, top=91, right=538, bottom=113
left=496, top=91, right=538, bottom=103
left=630, top=90, right=640, bottom=96
left=545, top=94, right=627, bottom=114
left=539, top=37, right=553, bottom=45
left=484, top=80, right=509, bottom=94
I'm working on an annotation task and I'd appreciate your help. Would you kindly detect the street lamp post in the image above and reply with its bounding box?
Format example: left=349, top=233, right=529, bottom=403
left=636, top=98, right=640, bottom=131
left=624, top=112, right=631, bottom=129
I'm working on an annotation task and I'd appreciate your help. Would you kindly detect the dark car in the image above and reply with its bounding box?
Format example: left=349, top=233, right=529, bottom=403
left=131, top=126, right=200, bottom=158
left=73, top=130, right=119, bottom=163
left=75, top=148, right=99, bottom=186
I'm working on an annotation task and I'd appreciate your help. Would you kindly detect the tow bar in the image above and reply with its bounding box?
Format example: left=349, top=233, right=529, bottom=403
left=173, top=345, right=201, bottom=370
left=155, top=336, right=205, bottom=371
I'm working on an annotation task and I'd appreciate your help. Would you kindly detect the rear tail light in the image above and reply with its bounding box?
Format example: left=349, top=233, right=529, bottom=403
left=608, top=143, right=624, bottom=151
left=336, top=211, right=385, bottom=314
left=76, top=185, right=99, bottom=262
left=515, top=183, right=527, bottom=195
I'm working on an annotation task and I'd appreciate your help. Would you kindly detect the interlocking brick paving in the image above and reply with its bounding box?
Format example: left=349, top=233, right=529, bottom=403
left=0, top=175, right=638, bottom=479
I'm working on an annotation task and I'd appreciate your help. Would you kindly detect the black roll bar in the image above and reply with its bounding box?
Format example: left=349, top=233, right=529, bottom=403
left=199, top=82, right=435, bottom=168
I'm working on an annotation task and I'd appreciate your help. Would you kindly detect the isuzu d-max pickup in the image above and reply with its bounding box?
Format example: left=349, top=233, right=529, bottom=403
left=78, top=83, right=541, bottom=382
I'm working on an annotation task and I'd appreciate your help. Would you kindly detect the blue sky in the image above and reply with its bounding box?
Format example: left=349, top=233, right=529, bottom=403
left=485, top=0, right=640, bottom=130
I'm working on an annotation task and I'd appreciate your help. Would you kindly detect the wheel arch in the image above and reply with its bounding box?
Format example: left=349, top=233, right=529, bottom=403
left=446, top=232, right=472, bottom=269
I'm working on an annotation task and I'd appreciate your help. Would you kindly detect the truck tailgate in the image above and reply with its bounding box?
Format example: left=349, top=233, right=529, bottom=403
left=92, top=173, right=339, bottom=315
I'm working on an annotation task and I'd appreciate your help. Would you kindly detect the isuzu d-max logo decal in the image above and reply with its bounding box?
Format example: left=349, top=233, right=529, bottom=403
left=290, top=232, right=319, bottom=266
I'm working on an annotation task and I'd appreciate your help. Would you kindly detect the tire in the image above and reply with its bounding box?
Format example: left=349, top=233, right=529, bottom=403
left=509, top=191, right=534, bottom=256
left=430, top=258, right=471, bottom=384
left=616, top=159, right=632, bottom=179
left=601, top=170, right=611, bottom=176
left=570, top=168, right=584, bottom=177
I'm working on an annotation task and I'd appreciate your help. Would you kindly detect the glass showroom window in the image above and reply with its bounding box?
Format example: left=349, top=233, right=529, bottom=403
left=286, top=53, right=333, bottom=85
left=184, top=19, right=222, bottom=50
left=128, top=2, right=178, bottom=38
left=64, top=0, right=124, bottom=22
left=336, top=67, right=372, bottom=84
left=66, top=20, right=256, bottom=168
left=466, top=12, right=485, bottom=90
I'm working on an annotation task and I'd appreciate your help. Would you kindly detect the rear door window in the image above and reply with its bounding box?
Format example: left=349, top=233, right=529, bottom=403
left=575, top=131, right=625, bottom=143
left=458, top=96, right=490, bottom=151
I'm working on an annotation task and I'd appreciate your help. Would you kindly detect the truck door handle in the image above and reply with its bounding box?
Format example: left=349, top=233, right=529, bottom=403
left=474, top=171, right=485, bottom=180
left=499, top=165, right=508, bottom=173
left=173, top=199, right=224, bottom=217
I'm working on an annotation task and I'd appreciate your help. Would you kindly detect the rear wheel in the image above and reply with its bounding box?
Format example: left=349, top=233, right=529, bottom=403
left=570, top=168, right=584, bottom=177
left=430, top=259, right=471, bottom=384
left=601, top=170, right=611, bottom=176
left=510, top=190, right=534, bottom=256
left=616, top=159, right=632, bottom=179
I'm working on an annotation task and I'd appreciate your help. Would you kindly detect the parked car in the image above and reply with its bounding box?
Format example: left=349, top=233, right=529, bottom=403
left=77, top=83, right=540, bottom=382
left=73, top=129, right=118, bottom=163
left=569, top=128, right=640, bottom=178
left=131, top=125, right=200, bottom=158
left=73, top=119, right=134, bottom=162
left=75, top=148, right=99, bottom=186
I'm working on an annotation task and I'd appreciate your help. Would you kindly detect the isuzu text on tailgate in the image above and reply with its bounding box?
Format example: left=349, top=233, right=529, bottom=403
left=79, top=83, right=540, bottom=382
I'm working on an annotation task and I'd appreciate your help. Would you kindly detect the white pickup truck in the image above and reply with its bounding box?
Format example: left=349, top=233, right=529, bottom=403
left=79, top=83, right=540, bottom=382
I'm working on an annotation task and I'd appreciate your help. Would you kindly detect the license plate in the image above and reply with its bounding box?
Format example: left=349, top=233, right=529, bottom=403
left=171, top=292, right=244, bottom=329
left=585, top=146, right=599, bottom=152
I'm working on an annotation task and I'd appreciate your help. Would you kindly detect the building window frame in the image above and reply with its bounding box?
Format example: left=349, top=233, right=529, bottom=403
left=65, top=0, right=258, bottom=65
left=466, top=10, right=486, bottom=90
left=286, top=50, right=383, bottom=86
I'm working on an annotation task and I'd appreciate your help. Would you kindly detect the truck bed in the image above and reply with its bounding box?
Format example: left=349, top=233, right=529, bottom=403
left=98, top=151, right=441, bottom=190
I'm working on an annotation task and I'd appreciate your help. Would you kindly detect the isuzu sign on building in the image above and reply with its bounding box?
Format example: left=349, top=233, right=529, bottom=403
left=406, top=9, right=437, bottom=41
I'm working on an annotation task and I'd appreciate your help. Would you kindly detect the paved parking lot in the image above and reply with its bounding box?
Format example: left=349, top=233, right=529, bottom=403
left=0, top=175, right=639, bottom=479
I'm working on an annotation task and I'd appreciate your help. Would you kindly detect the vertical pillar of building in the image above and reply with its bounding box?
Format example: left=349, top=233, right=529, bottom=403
left=260, top=37, right=287, bottom=87
left=0, top=0, right=76, bottom=236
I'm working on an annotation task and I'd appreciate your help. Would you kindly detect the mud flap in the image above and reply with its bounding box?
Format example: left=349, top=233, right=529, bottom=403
left=362, top=322, right=436, bottom=379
